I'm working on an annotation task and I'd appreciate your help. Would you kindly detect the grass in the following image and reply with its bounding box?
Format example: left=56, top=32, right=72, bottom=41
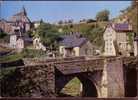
left=0, top=48, right=48, bottom=63
left=22, top=48, right=47, bottom=58
left=0, top=47, right=11, bottom=53
left=60, top=77, right=82, bottom=96
left=0, top=53, right=23, bottom=63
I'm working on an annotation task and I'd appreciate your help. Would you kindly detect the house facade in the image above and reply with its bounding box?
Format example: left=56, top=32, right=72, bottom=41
left=103, top=23, right=133, bottom=56
left=16, top=37, right=24, bottom=52
left=103, top=24, right=116, bottom=56
left=59, top=33, right=96, bottom=57
left=134, top=36, right=138, bottom=56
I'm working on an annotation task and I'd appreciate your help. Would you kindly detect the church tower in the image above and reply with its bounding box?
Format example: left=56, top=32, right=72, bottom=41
left=21, top=6, right=27, bottom=16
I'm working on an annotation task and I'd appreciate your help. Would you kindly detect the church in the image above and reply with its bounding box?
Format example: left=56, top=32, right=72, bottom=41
left=0, top=6, right=32, bottom=34
left=0, top=7, right=33, bottom=52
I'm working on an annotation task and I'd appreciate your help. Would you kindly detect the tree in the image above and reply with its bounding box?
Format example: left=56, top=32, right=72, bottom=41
left=83, top=27, right=104, bottom=47
left=68, top=19, right=73, bottom=24
left=58, top=20, right=63, bottom=25
left=34, top=22, right=61, bottom=49
left=0, top=31, right=7, bottom=38
left=26, top=30, right=33, bottom=38
left=96, top=10, right=110, bottom=21
left=86, top=19, right=96, bottom=23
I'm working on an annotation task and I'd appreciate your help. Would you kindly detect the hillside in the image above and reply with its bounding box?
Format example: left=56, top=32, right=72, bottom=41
left=57, top=21, right=108, bottom=50
left=126, top=7, right=138, bottom=34
left=113, top=3, right=138, bottom=34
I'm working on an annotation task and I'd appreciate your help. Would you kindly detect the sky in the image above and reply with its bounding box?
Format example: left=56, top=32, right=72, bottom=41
left=0, top=1, right=131, bottom=23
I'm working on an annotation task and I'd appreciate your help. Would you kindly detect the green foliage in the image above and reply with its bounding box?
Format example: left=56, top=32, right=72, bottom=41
left=26, top=30, right=33, bottom=38
left=96, top=10, right=110, bottom=21
left=0, top=53, right=23, bottom=63
left=34, top=22, right=61, bottom=48
left=128, top=7, right=137, bottom=34
left=86, top=19, right=96, bottom=23
left=61, top=77, right=81, bottom=96
left=0, top=32, right=7, bottom=38
left=0, top=67, right=35, bottom=96
left=0, top=67, right=16, bottom=80
left=127, top=32, right=134, bottom=46
left=58, top=22, right=106, bottom=49
left=83, top=27, right=104, bottom=47
left=61, top=25, right=72, bottom=33
left=22, top=48, right=47, bottom=58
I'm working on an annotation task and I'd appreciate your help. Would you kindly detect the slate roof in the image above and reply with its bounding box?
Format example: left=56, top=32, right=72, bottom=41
left=17, top=36, right=33, bottom=43
left=13, top=30, right=33, bottom=43
left=113, top=23, right=132, bottom=32
left=60, top=33, right=88, bottom=48
left=23, top=37, right=33, bottom=43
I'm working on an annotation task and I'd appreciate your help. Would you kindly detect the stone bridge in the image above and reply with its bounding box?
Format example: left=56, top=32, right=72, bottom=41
left=20, top=56, right=138, bottom=98
left=1, top=56, right=138, bottom=97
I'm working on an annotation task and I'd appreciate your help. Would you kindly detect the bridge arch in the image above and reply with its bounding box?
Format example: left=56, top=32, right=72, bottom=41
left=55, top=69, right=99, bottom=97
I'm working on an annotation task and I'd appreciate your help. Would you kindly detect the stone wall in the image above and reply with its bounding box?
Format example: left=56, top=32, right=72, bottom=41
left=1, top=65, right=54, bottom=97
left=101, top=58, right=125, bottom=97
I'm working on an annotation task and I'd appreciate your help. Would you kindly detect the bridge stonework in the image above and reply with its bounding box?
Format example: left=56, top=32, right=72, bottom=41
left=101, top=58, right=124, bottom=97
left=1, top=56, right=137, bottom=97
left=45, top=57, right=125, bottom=98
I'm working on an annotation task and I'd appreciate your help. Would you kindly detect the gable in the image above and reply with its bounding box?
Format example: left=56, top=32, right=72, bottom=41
left=80, top=41, right=93, bottom=49
left=104, top=25, right=116, bottom=40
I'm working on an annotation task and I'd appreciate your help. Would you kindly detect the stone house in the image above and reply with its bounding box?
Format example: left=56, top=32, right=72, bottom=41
left=59, top=33, right=96, bottom=57
left=134, top=36, right=138, bottom=56
left=103, top=23, right=133, bottom=56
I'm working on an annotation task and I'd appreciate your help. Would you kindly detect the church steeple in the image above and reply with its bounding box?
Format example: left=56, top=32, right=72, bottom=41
left=22, top=6, right=27, bottom=16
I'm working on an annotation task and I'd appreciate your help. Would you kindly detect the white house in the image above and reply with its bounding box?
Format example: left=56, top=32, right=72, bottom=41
left=10, top=34, right=17, bottom=48
left=33, top=37, right=46, bottom=51
left=16, top=37, right=24, bottom=52
left=103, top=24, right=116, bottom=56
left=103, top=23, right=133, bottom=56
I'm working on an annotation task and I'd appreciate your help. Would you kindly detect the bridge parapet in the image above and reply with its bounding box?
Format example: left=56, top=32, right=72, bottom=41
left=122, top=56, right=138, bottom=66
left=23, top=56, right=85, bottom=66
left=55, top=59, right=104, bottom=75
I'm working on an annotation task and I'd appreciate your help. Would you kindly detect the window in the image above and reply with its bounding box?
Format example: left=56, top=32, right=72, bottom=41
left=85, top=49, right=88, bottom=55
left=72, top=50, right=75, bottom=56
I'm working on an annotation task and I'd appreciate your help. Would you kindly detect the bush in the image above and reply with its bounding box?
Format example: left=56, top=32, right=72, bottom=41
left=96, top=10, right=110, bottom=21
left=0, top=53, right=23, bottom=63
left=22, top=48, right=47, bottom=58
left=0, top=32, right=7, bottom=38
